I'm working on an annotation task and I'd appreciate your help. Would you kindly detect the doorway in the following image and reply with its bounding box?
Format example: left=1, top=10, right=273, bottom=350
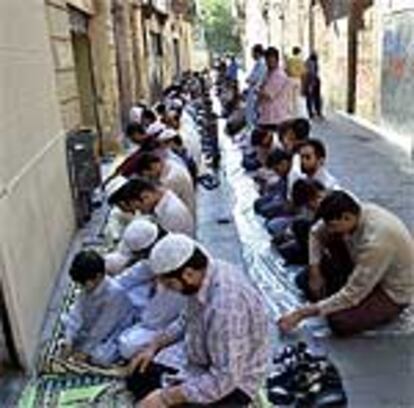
left=69, top=7, right=100, bottom=131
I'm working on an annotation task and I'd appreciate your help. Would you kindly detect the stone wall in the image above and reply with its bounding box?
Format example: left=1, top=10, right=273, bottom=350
left=45, top=0, right=121, bottom=140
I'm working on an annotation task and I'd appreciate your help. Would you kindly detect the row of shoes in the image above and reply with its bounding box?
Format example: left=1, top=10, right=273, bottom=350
left=267, top=342, right=347, bottom=407
left=192, top=90, right=221, bottom=175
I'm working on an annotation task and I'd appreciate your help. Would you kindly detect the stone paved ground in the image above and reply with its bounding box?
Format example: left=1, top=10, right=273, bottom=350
left=315, top=114, right=414, bottom=232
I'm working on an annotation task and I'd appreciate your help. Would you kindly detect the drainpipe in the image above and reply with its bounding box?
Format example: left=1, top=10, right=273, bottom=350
left=347, top=0, right=358, bottom=114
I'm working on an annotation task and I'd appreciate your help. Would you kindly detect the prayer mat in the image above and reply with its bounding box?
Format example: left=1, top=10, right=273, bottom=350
left=17, top=240, right=131, bottom=407
left=18, top=374, right=132, bottom=407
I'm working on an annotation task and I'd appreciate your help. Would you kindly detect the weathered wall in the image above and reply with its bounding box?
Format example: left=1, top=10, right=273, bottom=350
left=46, top=0, right=82, bottom=131
left=378, top=2, right=414, bottom=154
left=45, top=0, right=121, bottom=139
left=355, top=5, right=380, bottom=121
left=0, top=0, right=74, bottom=367
left=89, top=0, right=121, bottom=139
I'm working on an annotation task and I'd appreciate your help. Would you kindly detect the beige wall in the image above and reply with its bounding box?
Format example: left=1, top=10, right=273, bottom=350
left=45, top=0, right=121, bottom=141
left=89, top=0, right=121, bottom=139
left=0, top=0, right=74, bottom=367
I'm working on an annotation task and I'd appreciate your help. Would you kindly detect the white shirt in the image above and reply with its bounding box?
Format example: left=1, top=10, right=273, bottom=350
left=288, top=161, right=340, bottom=197
left=312, top=167, right=340, bottom=190
left=180, top=110, right=202, bottom=168
left=154, top=190, right=195, bottom=236
left=161, top=159, right=196, bottom=216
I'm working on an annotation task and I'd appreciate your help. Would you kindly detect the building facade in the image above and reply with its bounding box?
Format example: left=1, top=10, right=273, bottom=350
left=241, top=0, right=414, bottom=156
left=0, top=0, right=196, bottom=368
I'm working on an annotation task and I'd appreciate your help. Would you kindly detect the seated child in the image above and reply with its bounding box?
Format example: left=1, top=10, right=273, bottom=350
left=277, top=179, right=327, bottom=265
left=242, top=127, right=275, bottom=172
left=61, top=250, right=136, bottom=367
left=254, top=148, right=292, bottom=219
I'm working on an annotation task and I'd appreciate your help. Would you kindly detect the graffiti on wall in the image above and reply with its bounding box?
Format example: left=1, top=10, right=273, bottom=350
left=381, top=11, right=414, bottom=138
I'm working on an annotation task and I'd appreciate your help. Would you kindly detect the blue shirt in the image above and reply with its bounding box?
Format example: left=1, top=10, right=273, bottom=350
left=62, top=276, right=136, bottom=365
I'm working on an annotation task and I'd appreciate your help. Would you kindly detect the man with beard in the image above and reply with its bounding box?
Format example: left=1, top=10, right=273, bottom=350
left=126, top=234, right=270, bottom=407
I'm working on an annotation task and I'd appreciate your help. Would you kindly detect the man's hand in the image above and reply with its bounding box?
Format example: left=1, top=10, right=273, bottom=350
left=259, top=91, right=271, bottom=101
left=278, top=310, right=304, bottom=334
left=128, top=344, right=157, bottom=375
left=278, top=305, right=320, bottom=334
left=57, top=339, right=73, bottom=359
left=137, top=389, right=167, bottom=408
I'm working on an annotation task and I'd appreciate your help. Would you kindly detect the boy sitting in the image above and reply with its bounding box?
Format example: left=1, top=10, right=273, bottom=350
left=254, top=148, right=293, bottom=219
left=60, top=250, right=136, bottom=366
left=242, top=127, right=275, bottom=172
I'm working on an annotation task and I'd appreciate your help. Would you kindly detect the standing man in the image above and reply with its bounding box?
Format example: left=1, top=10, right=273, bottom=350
left=286, top=47, right=306, bottom=116
left=278, top=191, right=414, bottom=336
left=304, top=52, right=323, bottom=119
left=258, top=47, right=291, bottom=132
left=226, top=55, right=239, bottom=83
left=245, top=44, right=267, bottom=127
left=127, top=234, right=270, bottom=407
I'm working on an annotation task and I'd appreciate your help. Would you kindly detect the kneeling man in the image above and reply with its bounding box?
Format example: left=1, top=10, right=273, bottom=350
left=128, top=233, right=270, bottom=407
left=279, top=191, right=414, bottom=336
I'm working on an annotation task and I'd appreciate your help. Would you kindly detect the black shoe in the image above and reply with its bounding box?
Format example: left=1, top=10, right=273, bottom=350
left=268, top=386, right=295, bottom=405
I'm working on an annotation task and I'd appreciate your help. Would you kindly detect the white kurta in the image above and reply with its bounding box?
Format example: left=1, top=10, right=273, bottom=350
left=154, top=190, right=195, bottom=237
left=161, top=159, right=196, bottom=217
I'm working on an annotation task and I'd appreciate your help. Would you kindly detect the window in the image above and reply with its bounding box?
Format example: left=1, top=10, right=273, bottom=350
left=151, top=32, right=163, bottom=57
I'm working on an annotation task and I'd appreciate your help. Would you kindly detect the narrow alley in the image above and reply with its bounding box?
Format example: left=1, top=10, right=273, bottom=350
left=1, top=1, right=414, bottom=408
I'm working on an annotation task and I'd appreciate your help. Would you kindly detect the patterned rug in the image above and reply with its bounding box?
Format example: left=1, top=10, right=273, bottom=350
left=18, top=265, right=133, bottom=407
left=18, top=374, right=132, bottom=407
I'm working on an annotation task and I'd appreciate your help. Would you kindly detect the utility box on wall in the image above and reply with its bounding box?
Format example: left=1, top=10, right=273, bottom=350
left=66, top=130, right=101, bottom=226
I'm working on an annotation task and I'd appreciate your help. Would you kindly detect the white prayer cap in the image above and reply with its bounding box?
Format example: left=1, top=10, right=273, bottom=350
left=129, top=106, right=143, bottom=124
left=121, top=218, right=159, bottom=255
left=171, top=98, right=184, bottom=109
left=147, top=122, right=166, bottom=137
left=149, top=233, right=196, bottom=276
left=105, top=252, right=130, bottom=275
left=105, top=175, right=129, bottom=198
left=158, top=128, right=178, bottom=142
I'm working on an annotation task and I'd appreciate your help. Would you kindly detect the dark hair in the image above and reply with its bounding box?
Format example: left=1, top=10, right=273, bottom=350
left=316, top=191, right=361, bottom=222
left=134, top=152, right=162, bottom=174
left=155, top=103, right=166, bottom=116
left=301, top=138, right=327, bottom=159
left=171, top=135, right=183, bottom=147
left=142, top=109, right=157, bottom=123
left=265, top=47, right=279, bottom=60
left=251, top=128, right=271, bottom=147
left=266, top=148, right=292, bottom=168
left=292, top=178, right=326, bottom=208
left=292, top=46, right=301, bottom=55
left=69, top=250, right=105, bottom=285
left=278, top=118, right=310, bottom=142
left=161, top=247, right=208, bottom=280
left=108, top=177, right=159, bottom=206
left=253, top=44, right=264, bottom=55
left=126, top=123, right=146, bottom=138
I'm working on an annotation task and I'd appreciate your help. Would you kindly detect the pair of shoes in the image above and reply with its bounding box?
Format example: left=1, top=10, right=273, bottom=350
left=267, top=342, right=347, bottom=407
